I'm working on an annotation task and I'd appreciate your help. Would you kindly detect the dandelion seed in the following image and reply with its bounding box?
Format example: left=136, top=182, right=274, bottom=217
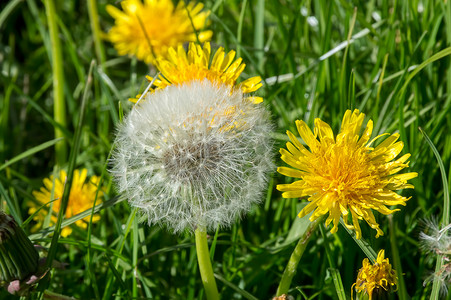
left=111, top=80, right=273, bottom=233
left=420, top=217, right=451, bottom=296
left=106, top=0, right=212, bottom=64
left=423, top=268, right=451, bottom=297
left=352, top=250, right=398, bottom=300
left=132, top=42, right=263, bottom=104
left=420, top=217, right=451, bottom=256
left=30, top=169, right=103, bottom=237
left=277, top=109, right=417, bottom=239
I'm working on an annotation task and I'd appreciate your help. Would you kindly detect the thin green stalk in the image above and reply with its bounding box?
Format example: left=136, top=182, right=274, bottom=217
left=195, top=227, right=219, bottom=300
left=339, top=7, right=357, bottom=114
left=0, top=75, right=14, bottom=164
left=420, top=128, right=450, bottom=299
left=45, top=55, right=93, bottom=270
left=87, top=0, right=106, bottom=67
left=85, top=61, right=102, bottom=300
left=388, top=215, right=408, bottom=300
left=375, top=53, right=389, bottom=117
left=132, top=216, right=139, bottom=298
left=0, top=1, right=22, bottom=30
left=340, top=219, right=377, bottom=263
left=236, top=0, right=248, bottom=58
left=43, top=290, right=76, bottom=300
left=254, top=0, right=265, bottom=73
left=87, top=0, right=110, bottom=138
left=276, top=218, right=320, bottom=296
left=319, top=225, right=346, bottom=300
left=44, top=0, right=67, bottom=166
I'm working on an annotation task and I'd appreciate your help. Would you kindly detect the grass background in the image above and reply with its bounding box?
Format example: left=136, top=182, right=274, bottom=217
left=1, top=0, right=450, bottom=299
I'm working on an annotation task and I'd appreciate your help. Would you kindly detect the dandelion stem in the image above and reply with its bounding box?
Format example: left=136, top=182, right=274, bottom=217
left=276, top=218, right=320, bottom=296
left=44, top=0, right=67, bottom=166
left=195, top=227, right=219, bottom=300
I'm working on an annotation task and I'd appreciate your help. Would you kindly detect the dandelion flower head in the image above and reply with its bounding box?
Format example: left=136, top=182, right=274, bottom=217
left=111, top=80, right=273, bottom=233
left=107, top=0, right=212, bottom=64
left=277, top=109, right=417, bottom=239
left=353, top=250, right=398, bottom=300
left=132, top=42, right=263, bottom=104
left=30, top=169, right=103, bottom=237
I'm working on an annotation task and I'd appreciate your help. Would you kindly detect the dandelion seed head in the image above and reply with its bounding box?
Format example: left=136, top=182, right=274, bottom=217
left=111, top=80, right=273, bottom=233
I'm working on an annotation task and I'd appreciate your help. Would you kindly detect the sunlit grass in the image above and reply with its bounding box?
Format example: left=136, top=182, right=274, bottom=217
left=0, top=0, right=450, bottom=299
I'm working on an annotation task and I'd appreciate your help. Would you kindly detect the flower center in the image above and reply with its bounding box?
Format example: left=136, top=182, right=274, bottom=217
left=162, top=138, right=222, bottom=183
left=316, top=143, right=372, bottom=200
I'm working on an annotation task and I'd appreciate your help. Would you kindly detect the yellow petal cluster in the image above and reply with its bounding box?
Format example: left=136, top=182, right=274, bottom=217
left=277, top=109, right=417, bottom=239
left=353, top=250, right=398, bottom=300
left=107, top=0, right=212, bottom=64
left=30, top=169, right=103, bottom=237
left=132, top=42, right=263, bottom=104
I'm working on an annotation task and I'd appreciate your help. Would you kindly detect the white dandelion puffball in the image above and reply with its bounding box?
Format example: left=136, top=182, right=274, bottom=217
left=111, top=80, right=273, bottom=233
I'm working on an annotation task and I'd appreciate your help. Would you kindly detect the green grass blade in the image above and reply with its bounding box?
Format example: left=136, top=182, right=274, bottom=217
left=0, top=180, right=22, bottom=224
left=397, top=46, right=451, bottom=149
left=254, top=0, right=265, bottom=72
left=0, top=0, right=23, bottom=30
left=132, top=217, right=139, bottom=298
left=21, top=198, right=57, bottom=229
left=419, top=127, right=450, bottom=300
left=102, top=208, right=137, bottom=300
left=236, top=0, right=248, bottom=58
left=319, top=224, right=346, bottom=300
left=0, top=138, right=63, bottom=172
left=375, top=31, right=428, bottom=135
left=328, top=268, right=346, bottom=300
left=214, top=273, right=259, bottom=300
left=87, top=0, right=106, bottom=67
left=28, top=195, right=124, bottom=240
left=339, top=7, right=357, bottom=113
left=389, top=216, right=408, bottom=300
left=45, top=60, right=94, bottom=269
left=103, top=254, right=128, bottom=294
left=44, top=0, right=67, bottom=165
left=398, top=47, right=451, bottom=99
left=34, top=237, right=131, bottom=263
left=96, top=69, right=120, bottom=125
left=340, top=219, right=377, bottom=263
left=85, top=62, right=107, bottom=299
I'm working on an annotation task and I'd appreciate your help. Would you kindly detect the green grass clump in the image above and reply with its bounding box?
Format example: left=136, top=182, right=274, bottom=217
left=1, top=0, right=450, bottom=299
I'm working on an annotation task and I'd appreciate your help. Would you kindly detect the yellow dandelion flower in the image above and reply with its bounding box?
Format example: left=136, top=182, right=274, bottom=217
left=30, top=169, right=103, bottom=237
left=352, top=250, right=398, bottom=300
left=132, top=42, right=263, bottom=104
left=106, top=0, right=212, bottom=64
left=277, top=109, right=417, bottom=239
